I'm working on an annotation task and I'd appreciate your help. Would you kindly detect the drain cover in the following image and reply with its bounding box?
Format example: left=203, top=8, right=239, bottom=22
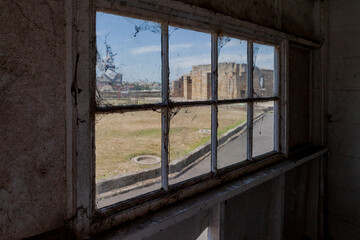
left=131, top=155, right=161, bottom=165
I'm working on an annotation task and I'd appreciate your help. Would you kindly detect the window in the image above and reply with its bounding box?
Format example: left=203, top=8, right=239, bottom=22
left=94, top=11, right=280, bottom=209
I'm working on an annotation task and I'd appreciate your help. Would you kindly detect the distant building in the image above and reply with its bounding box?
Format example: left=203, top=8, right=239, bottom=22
left=171, top=62, right=274, bottom=100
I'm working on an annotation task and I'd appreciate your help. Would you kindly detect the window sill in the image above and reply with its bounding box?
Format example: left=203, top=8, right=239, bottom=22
left=91, top=146, right=327, bottom=238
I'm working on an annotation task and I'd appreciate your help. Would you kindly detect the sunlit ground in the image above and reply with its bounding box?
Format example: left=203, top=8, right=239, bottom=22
left=95, top=104, right=247, bottom=179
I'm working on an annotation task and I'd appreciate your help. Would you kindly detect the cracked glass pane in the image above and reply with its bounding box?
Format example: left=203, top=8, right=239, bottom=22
left=169, top=27, right=211, bottom=101
left=252, top=101, right=274, bottom=157
left=96, top=12, right=161, bottom=107
left=169, top=106, right=211, bottom=184
left=217, top=104, right=247, bottom=168
left=253, top=43, right=275, bottom=98
left=95, top=111, right=161, bottom=208
left=218, top=37, right=248, bottom=100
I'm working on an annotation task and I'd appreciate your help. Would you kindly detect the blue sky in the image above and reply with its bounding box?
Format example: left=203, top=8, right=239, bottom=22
left=96, top=12, right=274, bottom=83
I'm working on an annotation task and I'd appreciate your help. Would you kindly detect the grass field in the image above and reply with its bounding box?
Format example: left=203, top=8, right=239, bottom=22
left=97, top=97, right=161, bottom=107
left=95, top=105, right=247, bottom=179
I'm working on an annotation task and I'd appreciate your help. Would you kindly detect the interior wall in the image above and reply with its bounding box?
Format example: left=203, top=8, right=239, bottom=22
left=327, top=1, right=360, bottom=239
left=0, top=0, right=322, bottom=239
left=289, top=45, right=311, bottom=149
left=177, top=0, right=321, bottom=41
left=143, top=159, right=321, bottom=240
left=0, top=1, right=66, bottom=239
left=223, top=176, right=282, bottom=240
left=144, top=209, right=209, bottom=240
left=221, top=160, right=320, bottom=240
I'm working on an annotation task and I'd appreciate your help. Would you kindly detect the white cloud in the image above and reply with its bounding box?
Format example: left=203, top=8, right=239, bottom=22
left=131, top=45, right=160, bottom=54
left=254, top=53, right=273, bottom=62
left=170, top=43, right=194, bottom=51
left=254, top=53, right=274, bottom=69
left=170, top=54, right=211, bottom=69
left=130, top=43, right=193, bottom=55
left=170, top=52, right=273, bottom=77
left=218, top=53, right=247, bottom=63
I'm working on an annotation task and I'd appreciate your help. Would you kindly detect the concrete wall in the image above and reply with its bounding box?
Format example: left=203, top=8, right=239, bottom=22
left=0, top=1, right=66, bottom=239
left=327, top=1, right=360, bottom=239
left=0, top=0, right=324, bottom=239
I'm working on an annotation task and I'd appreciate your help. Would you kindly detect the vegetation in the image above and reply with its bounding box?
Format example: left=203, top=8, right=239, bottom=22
left=95, top=105, right=247, bottom=179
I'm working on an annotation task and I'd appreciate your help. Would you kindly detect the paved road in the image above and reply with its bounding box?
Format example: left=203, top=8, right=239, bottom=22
left=171, top=112, right=274, bottom=184
left=97, top=112, right=274, bottom=207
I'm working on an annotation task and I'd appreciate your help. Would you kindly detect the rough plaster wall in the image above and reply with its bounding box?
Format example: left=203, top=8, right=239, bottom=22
left=327, top=1, right=360, bottom=239
left=176, top=0, right=320, bottom=41
left=0, top=1, right=66, bottom=239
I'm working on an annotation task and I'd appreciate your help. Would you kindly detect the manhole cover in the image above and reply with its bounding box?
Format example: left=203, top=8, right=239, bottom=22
left=198, top=129, right=211, bottom=134
left=131, top=155, right=161, bottom=165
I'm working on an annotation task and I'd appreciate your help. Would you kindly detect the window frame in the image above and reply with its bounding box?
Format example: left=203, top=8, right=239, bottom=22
left=69, top=0, right=320, bottom=236
left=94, top=13, right=280, bottom=200
left=93, top=0, right=283, bottom=223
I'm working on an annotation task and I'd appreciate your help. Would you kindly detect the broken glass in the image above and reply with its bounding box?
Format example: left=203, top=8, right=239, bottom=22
left=96, top=12, right=162, bottom=107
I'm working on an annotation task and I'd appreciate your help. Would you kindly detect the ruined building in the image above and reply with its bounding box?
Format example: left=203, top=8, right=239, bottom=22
left=171, top=62, right=273, bottom=100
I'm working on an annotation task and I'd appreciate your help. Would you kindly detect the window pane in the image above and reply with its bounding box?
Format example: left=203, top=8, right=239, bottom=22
left=169, top=27, right=211, bottom=101
left=169, top=106, right=211, bottom=184
left=95, top=111, right=161, bottom=208
left=253, top=43, right=275, bottom=98
left=217, top=104, right=247, bottom=168
left=218, top=37, right=247, bottom=100
left=96, top=13, right=161, bottom=107
left=252, top=101, right=274, bottom=157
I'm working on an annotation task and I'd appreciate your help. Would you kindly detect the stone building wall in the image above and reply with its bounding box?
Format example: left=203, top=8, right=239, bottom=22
left=218, top=62, right=247, bottom=99
left=171, top=62, right=274, bottom=100
left=171, top=76, right=184, bottom=97
left=191, top=64, right=212, bottom=100
left=184, top=76, right=192, bottom=99
left=253, top=67, right=274, bottom=97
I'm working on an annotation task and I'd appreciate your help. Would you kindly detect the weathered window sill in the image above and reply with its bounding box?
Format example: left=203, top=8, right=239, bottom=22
left=91, top=146, right=327, bottom=239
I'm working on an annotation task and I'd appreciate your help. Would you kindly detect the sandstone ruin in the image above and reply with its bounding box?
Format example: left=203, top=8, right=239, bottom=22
left=171, top=62, right=274, bottom=100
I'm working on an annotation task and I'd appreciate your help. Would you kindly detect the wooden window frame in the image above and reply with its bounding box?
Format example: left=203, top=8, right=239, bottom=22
left=66, top=0, right=321, bottom=237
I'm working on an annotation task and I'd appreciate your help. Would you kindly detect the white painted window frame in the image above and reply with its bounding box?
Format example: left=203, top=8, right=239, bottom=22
left=66, top=0, right=320, bottom=237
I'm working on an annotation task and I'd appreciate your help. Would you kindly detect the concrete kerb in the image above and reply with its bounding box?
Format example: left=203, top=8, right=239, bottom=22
left=96, top=109, right=271, bottom=195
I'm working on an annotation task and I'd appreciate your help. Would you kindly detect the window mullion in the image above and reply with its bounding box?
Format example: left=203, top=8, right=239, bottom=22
left=274, top=46, right=280, bottom=152
left=211, top=33, right=218, bottom=173
left=247, top=40, right=254, bottom=161
left=161, top=22, right=169, bottom=191
left=281, top=39, right=289, bottom=157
